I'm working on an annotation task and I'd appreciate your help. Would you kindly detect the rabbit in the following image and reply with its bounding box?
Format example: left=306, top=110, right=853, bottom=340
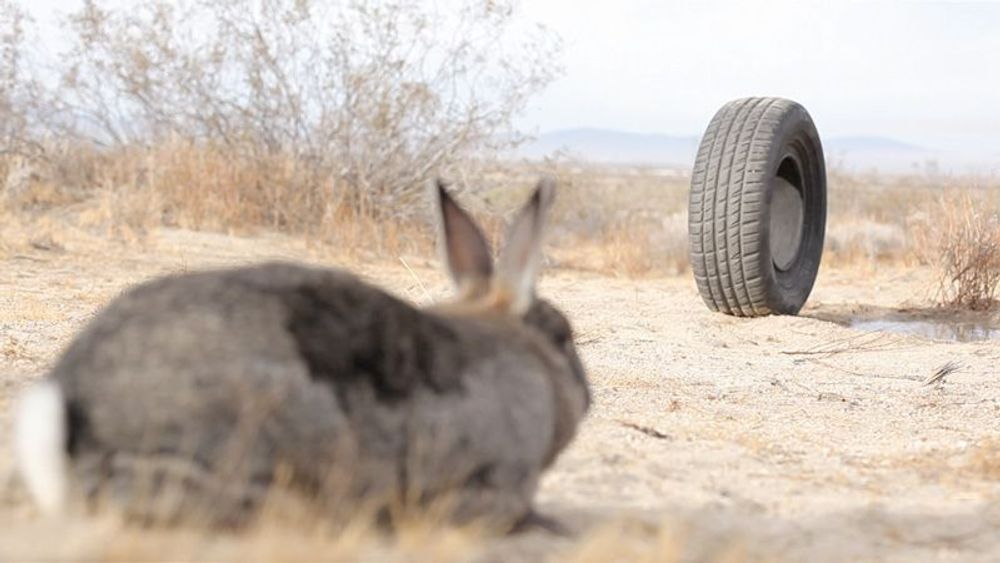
left=14, top=178, right=590, bottom=530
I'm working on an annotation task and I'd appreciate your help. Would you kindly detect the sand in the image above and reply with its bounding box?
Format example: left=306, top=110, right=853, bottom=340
left=1, top=227, right=998, bottom=561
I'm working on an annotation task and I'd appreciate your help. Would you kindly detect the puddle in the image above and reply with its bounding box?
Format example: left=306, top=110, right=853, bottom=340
left=849, top=318, right=1000, bottom=342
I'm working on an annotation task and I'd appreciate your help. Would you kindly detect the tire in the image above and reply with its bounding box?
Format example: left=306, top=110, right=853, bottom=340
left=688, top=97, right=826, bottom=317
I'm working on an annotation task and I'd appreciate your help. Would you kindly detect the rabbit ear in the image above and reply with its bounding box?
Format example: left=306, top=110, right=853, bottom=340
left=437, top=180, right=493, bottom=297
left=494, top=178, right=555, bottom=314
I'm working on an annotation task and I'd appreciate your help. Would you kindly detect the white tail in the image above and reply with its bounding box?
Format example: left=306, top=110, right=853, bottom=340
left=15, top=380, right=68, bottom=514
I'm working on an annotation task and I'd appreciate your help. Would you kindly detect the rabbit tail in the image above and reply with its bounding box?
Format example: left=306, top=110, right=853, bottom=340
left=15, top=380, right=68, bottom=514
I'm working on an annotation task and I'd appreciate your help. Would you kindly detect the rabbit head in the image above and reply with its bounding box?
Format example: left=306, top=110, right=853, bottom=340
left=432, top=179, right=590, bottom=419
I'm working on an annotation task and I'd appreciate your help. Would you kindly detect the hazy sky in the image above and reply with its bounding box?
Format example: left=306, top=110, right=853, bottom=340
left=518, top=0, right=1000, bottom=152
left=23, top=0, right=1000, bottom=153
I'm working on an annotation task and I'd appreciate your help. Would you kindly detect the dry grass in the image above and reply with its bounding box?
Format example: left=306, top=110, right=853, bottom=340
left=4, top=512, right=488, bottom=562
left=1, top=141, right=438, bottom=260
left=822, top=171, right=936, bottom=269
left=1, top=459, right=498, bottom=562
left=4, top=509, right=767, bottom=563
left=3, top=144, right=1000, bottom=283
left=823, top=219, right=908, bottom=268
left=910, top=191, right=1000, bottom=309
left=815, top=171, right=1000, bottom=299
left=1, top=147, right=697, bottom=277
left=502, top=162, right=691, bottom=277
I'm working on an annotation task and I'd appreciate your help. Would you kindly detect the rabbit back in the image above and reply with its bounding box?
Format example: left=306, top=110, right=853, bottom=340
left=50, top=262, right=558, bottom=524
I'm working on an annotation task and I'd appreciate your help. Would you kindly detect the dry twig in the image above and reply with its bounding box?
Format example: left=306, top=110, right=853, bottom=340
left=922, top=360, right=961, bottom=387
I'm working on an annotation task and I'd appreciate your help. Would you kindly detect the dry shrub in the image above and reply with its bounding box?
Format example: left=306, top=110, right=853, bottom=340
left=822, top=171, right=938, bottom=268
left=2, top=146, right=702, bottom=278
left=822, top=171, right=1000, bottom=277
left=499, top=161, right=691, bottom=277
left=827, top=169, right=945, bottom=225
left=1, top=154, right=85, bottom=211
left=559, top=210, right=688, bottom=278
left=52, top=0, right=561, bottom=217
left=911, top=191, right=1000, bottom=310
left=2, top=0, right=564, bottom=223
left=601, top=219, right=661, bottom=277
left=0, top=140, right=441, bottom=256
left=824, top=219, right=908, bottom=268
left=10, top=140, right=1000, bottom=285
left=0, top=0, right=48, bottom=159
left=118, top=141, right=325, bottom=233
left=79, top=182, right=164, bottom=243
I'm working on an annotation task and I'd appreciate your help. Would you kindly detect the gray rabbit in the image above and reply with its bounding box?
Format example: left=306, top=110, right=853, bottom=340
left=14, top=179, right=589, bottom=530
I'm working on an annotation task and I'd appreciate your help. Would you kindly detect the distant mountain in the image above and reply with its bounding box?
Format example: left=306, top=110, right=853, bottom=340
left=822, top=136, right=936, bottom=173
left=516, top=128, right=699, bottom=167
left=823, top=136, right=925, bottom=152
left=518, top=129, right=995, bottom=174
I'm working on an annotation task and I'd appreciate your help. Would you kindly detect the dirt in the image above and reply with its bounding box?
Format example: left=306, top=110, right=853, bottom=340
left=1, top=228, right=998, bottom=562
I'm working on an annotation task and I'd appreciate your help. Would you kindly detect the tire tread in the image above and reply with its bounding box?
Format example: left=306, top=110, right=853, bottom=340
left=689, top=97, right=799, bottom=317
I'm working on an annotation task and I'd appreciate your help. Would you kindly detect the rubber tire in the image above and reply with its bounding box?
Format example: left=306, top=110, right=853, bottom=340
left=688, top=97, right=826, bottom=317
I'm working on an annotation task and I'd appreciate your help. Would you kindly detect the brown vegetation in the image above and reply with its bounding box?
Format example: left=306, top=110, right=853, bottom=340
left=0, top=0, right=561, bottom=217
left=910, top=190, right=1000, bottom=310
left=7, top=140, right=1000, bottom=286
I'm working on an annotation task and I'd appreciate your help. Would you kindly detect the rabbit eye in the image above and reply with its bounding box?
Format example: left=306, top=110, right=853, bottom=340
left=552, top=321, right=572, bottom=346
left=560, top=325, right=572, bottom=342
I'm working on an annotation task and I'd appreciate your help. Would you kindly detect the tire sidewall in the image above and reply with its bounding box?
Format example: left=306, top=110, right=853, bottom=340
left=758, top=105, right=826, bottom=315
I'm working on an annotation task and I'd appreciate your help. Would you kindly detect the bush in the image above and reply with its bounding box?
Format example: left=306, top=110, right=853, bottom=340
left=912, top=191, right=1000, bottom=310
left=0, top=0, right=46, bottom=159
left=4, top=0, right=561, bottom=221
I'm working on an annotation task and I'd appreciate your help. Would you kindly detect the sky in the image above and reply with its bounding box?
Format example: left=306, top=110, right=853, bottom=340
left=517, top=0, right=1000, bottom=153
left=21, top=0, right=1000, bottom=155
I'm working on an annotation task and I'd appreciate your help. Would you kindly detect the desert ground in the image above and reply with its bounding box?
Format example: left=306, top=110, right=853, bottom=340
left=0, top=222, right=997, bottom=562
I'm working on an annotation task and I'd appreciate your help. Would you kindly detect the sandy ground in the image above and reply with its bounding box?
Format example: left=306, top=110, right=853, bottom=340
left=1, top=227, right=998, bottom=562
